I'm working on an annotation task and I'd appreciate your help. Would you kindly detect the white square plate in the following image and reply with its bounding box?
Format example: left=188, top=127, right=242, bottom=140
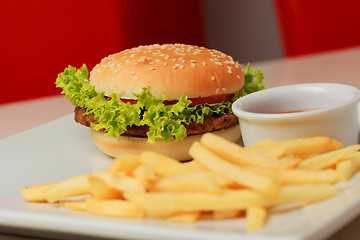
left=1, top=114, right=360, bottom=240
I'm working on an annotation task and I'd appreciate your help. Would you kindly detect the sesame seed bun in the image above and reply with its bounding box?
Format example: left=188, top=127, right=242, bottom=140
left=89, top=44, right=244, bottom=100
left=90, top=125, right=241, bottom=161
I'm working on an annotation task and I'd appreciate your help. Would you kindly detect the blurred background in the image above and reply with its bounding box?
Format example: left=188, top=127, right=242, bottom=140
left=1, top=0, right=360, bottom=104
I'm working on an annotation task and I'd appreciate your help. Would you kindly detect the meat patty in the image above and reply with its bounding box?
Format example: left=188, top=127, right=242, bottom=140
left=74, top=107, right=238, bottom=137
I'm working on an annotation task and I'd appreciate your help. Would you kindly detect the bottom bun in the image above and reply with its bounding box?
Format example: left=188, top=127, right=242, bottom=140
left=91, top=125, right=241, bottom=161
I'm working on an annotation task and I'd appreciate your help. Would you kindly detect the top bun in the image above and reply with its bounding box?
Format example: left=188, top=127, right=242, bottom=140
left=89, top=44, right=244, bottom=100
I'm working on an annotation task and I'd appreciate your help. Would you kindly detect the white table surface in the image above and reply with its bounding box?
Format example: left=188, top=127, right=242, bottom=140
left=1, top=46, right=360, bottom=240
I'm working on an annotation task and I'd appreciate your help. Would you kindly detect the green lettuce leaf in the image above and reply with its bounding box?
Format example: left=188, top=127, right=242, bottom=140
left=55, top=63, right=264, bottom=143
left=242, top=63, right=266, bottom=94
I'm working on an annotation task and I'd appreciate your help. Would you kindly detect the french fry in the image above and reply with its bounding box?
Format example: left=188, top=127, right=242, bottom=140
left=86, top=198, right=143, bottom=218
left=272, top=184, right=335, bottom=205
left=255, top=145, right=288, bottom=159
left=336, top=152, right=360, bottom=181
left=184, top=160, right=233, bottom=187
left=200, top=133, right=298, bottom=170
left=113, top=176, right=146, bottom=193
left=140, top=151, right=196, bottom=176
left=273, top=137, right=343, bottom=157
left=246, top=206, right=267, bottom=231
left=105, top=154, right=141, bottom=175
left=280, top=169, right=339, bottom=184
left=46, top=174, right=90, bottom=203
left=248, top=140, right=287, bottom=158
left=189, top=142, right=280, bottom=194
left=88, top=173, right=123, bottom=199
left=19, top=182, right=57, bottom=202
left=124, top=190, right=266, bottom=218
left=250, top=139, right=275, bottom=147
left=247, top=168, right=339, bottom=184
left=299, top=145, right=360, bottom=170
left=131, top=164, right=157, bottom=181
left=88, top=172, right=145, bottom=200
left=204, top=172, right=234, bottom=187
left=168, top=212, right=202, bottom=223
left=62, top=200, right=87, bottom=211
left=183, top=160, right=206, bottom=172
left=152, top=172, right=222, bottom=193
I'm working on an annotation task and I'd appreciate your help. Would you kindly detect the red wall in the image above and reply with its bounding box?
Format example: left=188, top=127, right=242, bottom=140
left=0, top=0, right=204, bottom=104
left=274, top=0, right=360, bottom=56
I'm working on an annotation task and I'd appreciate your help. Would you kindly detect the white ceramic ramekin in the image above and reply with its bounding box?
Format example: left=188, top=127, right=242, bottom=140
left=232, top=83, right=360, bottom=147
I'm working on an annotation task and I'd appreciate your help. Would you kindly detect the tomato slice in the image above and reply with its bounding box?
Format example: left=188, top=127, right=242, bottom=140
left=119, top=94, right=234, bottom=106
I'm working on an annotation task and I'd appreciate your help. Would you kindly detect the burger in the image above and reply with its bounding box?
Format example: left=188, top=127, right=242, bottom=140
left=56, top=44, right=264, bottom=161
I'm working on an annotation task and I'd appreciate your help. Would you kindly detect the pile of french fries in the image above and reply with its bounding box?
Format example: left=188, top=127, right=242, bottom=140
left=19, top=133, right=360, bottom=231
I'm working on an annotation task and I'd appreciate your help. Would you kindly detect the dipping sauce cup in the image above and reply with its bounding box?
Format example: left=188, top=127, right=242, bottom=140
left=232, top=83, right=360, bottom=147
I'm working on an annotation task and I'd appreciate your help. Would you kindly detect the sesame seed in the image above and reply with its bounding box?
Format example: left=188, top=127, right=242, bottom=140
left=211, top=76, right=216, bottom=80
left=149, top=67, right=156, bottom=71
left=237, top=75, right=241, bottom=79
left=222, top=88, right=227, bottom=92
left=149, top=61, right=155, bottom=64
left=190, top=60, right=197, bottom=63
left=130, top=71, right=135, bottom=75
left=191, top=63, right=196, bottom=68
left=134, top=76, right=139, bottom=80
left=129, top=54, right=135, bottom=58
left=174, top=63, right=184, bottom=69
left=202, top=61, right=207, bottom=66
left=164, top=62, right=168, bottom=66
left=228, top=69, right=232, bottom=73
